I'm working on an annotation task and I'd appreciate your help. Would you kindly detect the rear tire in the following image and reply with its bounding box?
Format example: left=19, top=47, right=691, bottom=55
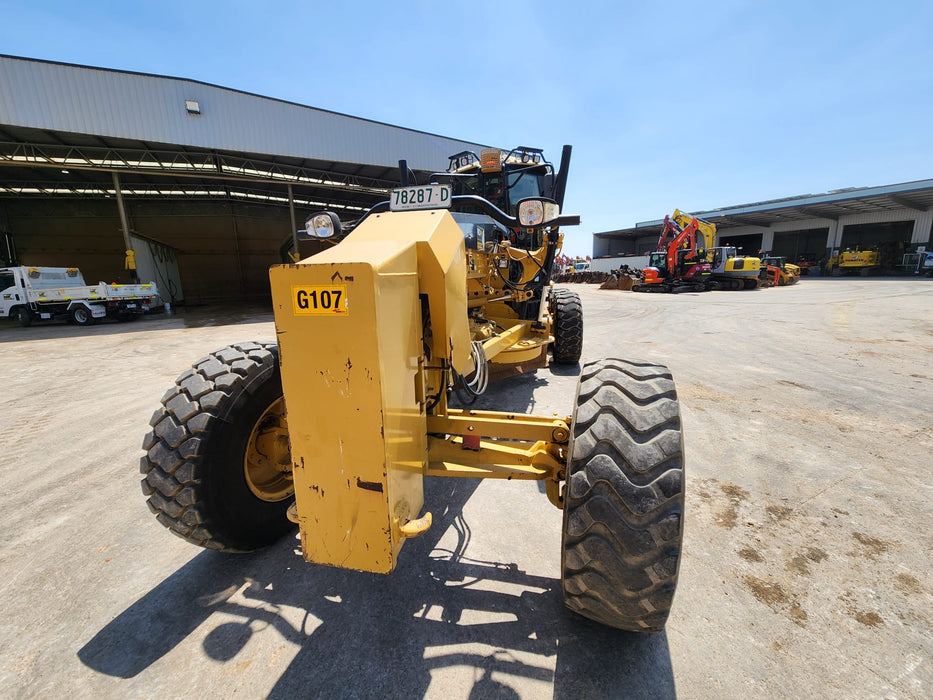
left=550, top=288, right=583, bottom=365
left=70, top=305, right=96, bottom=326
left=140, top=341, right=295, bottom=552
left=561, top=358, right=685, bottom=632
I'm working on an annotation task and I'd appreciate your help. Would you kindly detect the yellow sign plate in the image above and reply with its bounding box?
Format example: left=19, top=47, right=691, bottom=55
left=291, top=285, right=348, bottom=316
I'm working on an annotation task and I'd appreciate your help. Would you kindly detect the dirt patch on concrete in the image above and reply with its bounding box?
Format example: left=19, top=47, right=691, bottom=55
left=766, top=505, right=793, bottom=521
left=894, top=573, right=922, bottom=594
left=715, top=483, right=750, bottom=529
left=848, top=609, right=884, bottom=628
left=851, top=531, right=893, bottom=558
left=744, top=576, right=788, bottom=606
left=786, top=547, right=829, bottom=576
left=743, top=575, right=809, bottom=626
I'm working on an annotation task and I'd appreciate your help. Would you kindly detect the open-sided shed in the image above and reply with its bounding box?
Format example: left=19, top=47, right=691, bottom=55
left=0, top=55, right=486, bottom=303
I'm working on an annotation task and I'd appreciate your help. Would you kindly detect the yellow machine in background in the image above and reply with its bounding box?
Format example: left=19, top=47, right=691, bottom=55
left=760, top=256, right=801, bottom=286
left=827, top=248, right=880, bottom=276
left=671, top=210, right=761, bottom=290
left=139, top=146, right=686, bottom=632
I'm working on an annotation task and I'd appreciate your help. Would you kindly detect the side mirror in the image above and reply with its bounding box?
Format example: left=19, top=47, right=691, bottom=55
left=298, top=211, right=342, bottom=240
left=517, top=198, right=560, bottom=227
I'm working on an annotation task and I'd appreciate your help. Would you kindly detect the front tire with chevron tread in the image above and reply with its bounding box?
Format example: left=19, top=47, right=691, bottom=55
left=561, top=358, right=685, bottom=631
left=139, top=341, right=295, bottom=552
left=550, top=287, right=583, bottom=365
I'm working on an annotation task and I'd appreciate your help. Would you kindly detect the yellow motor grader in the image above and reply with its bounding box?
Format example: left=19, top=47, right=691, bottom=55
left=140, top=146, right=685, bottom=632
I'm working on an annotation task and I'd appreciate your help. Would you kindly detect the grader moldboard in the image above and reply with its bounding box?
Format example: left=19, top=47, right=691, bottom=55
left=140, top=146, right=685, bottom=632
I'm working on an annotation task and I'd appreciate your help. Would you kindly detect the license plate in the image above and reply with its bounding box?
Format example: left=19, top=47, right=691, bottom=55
left=389, top=184, right=451, bottom=211
left=125, top=303, right=137, bottom=309
left=292, top=285, right=348, bottom=316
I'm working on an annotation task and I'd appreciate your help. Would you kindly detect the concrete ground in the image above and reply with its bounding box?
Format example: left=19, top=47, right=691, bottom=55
left=0, top=278, right=930, bottom=699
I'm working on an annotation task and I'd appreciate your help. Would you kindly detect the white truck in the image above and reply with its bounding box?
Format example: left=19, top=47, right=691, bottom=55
left=0, top=266, right=159, bottom=326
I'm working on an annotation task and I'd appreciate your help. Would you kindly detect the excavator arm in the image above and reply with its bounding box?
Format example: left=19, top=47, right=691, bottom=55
left=664, top=217, right=703, bottom=273
left=672, top=209, right=717, bottom=251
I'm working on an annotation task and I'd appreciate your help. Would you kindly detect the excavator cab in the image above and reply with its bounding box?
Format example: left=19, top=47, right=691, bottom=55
left=647, top=251, right=668, bottom=273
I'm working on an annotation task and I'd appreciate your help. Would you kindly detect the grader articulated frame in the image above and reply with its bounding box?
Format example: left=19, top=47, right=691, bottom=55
left=140, top=146, right=685, bottom=632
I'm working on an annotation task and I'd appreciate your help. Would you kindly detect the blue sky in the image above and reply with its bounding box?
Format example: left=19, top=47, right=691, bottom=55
left=2, top=0, right=931, bottom=256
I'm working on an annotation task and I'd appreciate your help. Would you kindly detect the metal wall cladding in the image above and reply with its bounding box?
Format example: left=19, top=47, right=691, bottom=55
left=0, top=56, right=485, bottom=170
left=834, top=208, right=924, bottom=227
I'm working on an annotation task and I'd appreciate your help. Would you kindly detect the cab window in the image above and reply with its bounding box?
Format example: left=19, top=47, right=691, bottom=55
left=506, top=171, right=544, bottom=211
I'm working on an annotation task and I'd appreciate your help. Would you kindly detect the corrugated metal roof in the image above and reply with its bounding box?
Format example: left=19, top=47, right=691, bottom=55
left=0, top=55, right=486, bottom=171
left=596, top=179, right=933, bottom=240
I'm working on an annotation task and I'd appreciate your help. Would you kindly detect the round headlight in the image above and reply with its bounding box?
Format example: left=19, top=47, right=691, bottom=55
left=310, top=214, right=335, bottom=238
left=519, top=200, right=544, bottom=227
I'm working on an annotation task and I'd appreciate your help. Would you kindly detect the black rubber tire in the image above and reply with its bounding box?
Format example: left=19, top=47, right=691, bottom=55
left=550, top=288, right=583, bottom=365
left=13, top=307, right=31, bottom=327
left=70, top=305, right=96, bottom=326
left=140, top=341, right=295, bottom=552
left=561, top=358, right=685, bottom=632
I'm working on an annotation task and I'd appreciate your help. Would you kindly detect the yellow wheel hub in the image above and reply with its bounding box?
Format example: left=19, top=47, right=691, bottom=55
left=244, top=398, right=294, bottom=502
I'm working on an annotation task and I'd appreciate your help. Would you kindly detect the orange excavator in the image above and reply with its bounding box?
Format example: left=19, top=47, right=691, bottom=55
left=632, top=213, right=712, bottom=292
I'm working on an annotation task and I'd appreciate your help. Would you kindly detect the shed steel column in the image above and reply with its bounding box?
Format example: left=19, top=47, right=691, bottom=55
left=112, top=172, right=139, bottom=282
left=827, top=220, right=841, bottom=255
left=287, top=183, right=298, bottom=260
left=911, top=210, right=933, bottom=243
left=231, top=211, right=246, bottom=299
left=760, top=229, right=775, bottom=254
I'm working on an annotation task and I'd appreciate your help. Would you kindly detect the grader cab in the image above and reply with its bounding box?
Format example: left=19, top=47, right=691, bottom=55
left=140, top=146, right=686, bottom=632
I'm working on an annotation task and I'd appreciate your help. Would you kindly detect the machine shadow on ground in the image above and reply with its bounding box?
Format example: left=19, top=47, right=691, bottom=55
left=450, top=361, right=581, bottom=413
left=78, top=474, right=675, bottom=698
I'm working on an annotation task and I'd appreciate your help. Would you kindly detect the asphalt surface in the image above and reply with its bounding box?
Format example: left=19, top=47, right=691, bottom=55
left=0, top=278, right=930, bottom=698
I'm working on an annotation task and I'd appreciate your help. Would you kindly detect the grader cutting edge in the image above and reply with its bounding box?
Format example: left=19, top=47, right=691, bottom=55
left=140, top=146, right=685, bottom=632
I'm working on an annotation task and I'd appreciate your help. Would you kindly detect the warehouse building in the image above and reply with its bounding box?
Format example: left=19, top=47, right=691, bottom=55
left=0, top=55, right=486, bottom=304
left=591, top=182, right=933, bottom=273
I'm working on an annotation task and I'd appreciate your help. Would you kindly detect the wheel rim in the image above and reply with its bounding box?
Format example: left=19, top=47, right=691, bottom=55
left=243, top=398, right=294, bottom=502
